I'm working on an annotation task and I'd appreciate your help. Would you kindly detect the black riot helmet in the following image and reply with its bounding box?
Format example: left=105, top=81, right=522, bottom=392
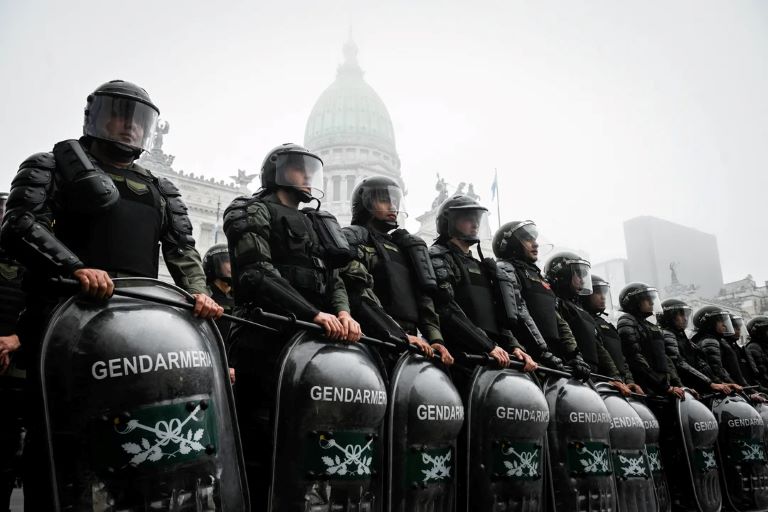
left=83, top=80, right=160, bottom=155
left=657, top=298, right=692, bottom=329
left=580, top=274, right=611, bottom=313
left=747, top=316, right=768, bottom=340
left=619, top=282, right=662, bottom=317
left=693, top=306, right=735, bottom=337
left=260, top=143, right=324, bottom=203
left=492, top=220, right=553, bottom=261
left=351, top=176, right=406, bottom=231
left=544, top=251, right=593, bottom=298
left=436, top=195, right=488, bottom=245
left=203, top=244, right=231, bottom=284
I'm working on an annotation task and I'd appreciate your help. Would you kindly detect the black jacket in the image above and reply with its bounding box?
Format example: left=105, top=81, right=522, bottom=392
left=618, top=313, right=681, bottom=395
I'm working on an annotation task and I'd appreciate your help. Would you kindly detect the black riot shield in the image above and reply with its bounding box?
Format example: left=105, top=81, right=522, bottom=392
left=755, top=402, right=768, bottom=447
left=596, top=384, right=657, bottom=512
left=387, top=352, right=463, bottom=512
left=674, top=390, right=723, bottom=512
left=711, top=394, right=768, bottom=512
left=465, top=366, right=549, bottom=511
left=544, top=377, right=618, bottom=512
left=627, top=396, right=671, bottom=512
left=269, top=330, right=388, bottom=512
left=40, top=278, right=248, bottom=511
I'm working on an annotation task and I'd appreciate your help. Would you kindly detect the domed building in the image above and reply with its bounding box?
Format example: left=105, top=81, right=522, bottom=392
left=304, top=40, right=404, bottom=226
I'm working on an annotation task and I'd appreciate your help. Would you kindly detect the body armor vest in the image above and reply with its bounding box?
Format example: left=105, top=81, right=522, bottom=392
left=369, top=234, right=419, bottom=326
left=516, top=263, right=560, bottom=342
left=595, top=315, right=626, bottom=371
left=561, top=300, right=599, bottom=368
left=54, top=164, right=162, bottom=278
left=640, top=320, right=670, bottom=373
left=453, top=253, right=500, bottom=336
left=720, top=339, right=746, bottom=385
left=263, top=198, right=329, bottom=306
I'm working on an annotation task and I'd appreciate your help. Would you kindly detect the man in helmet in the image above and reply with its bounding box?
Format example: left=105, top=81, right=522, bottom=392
left=203, top=243, right=237, bottom=384
left=492, top=220, right=592, bottom=380
left=580, top=274, right=644, bottom=394
left=223, top=143, right=363, bottom=507
left=691, top=306, right=743, bottom=393
left=0, top=192, right=26, bottom=512
left=0, top=80, right=223, bottom=509
left=617, top=283, right=685, bottom=398
left=746, top=317, right=768, bottom=391
left=428, top=195, right=537, bottom=387
left=658, top=300, right=732, bottom=396
left=545, top=254, right=630, bottom=394
left=339, top=176, right=454, bottom=372
left=723, top=314, right=765, bottom=392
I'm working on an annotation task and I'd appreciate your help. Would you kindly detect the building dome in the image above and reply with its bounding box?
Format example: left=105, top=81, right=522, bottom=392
left=304, top=40, right=398, bottom=159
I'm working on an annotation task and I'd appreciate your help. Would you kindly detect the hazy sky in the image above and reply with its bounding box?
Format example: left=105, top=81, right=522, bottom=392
left=2, top=0, right=767, bottom=284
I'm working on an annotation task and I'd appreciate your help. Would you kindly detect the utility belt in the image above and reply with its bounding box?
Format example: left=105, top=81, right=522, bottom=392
left=277, top=261, right=328, bottom=296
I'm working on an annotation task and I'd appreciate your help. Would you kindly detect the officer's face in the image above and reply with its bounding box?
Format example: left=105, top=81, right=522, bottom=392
left=455, top=213, right=480, bottom=238
left=589, top=290, right=607, bottom=311
left=734, top=326, right=742, bottom=339
left=105, top=115, right=145, bottom=147
left=520, top=237, right=539, bottom=262
left=284, top=165, right=312, bottom=194
left=715, top=319, right=726, bottom=335
left=571, top=273, right=585, bottom=293
left=371, top=198, right=398, bottom=223
left=219, top=260, right=231, bottom=279
left=639, top=297, right=654, bottom=314
left=673, top=310, right=688, bottom=330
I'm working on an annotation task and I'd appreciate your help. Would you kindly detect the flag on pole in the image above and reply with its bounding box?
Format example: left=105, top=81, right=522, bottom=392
left=491, top=169, right=498, bottom=202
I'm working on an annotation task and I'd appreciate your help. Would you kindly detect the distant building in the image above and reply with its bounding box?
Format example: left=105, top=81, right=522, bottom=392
left=713, top=274, right=768, bottom=318
left=304, top=40, right=404, bottom=226
left=138, top=120, right=252, bottom=283
left=624, top=216, right=724, bottom=298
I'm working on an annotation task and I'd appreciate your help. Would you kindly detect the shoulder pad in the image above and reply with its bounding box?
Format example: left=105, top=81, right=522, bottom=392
left=157, top=177, right=181, bottom=197
left=342, top=225, right=370, bottom=247
left=617, top=314, right=637, bottom=327
left=11, top=166, right=53, bottom=188
left=19, top=152, right=55, bottom=171
left=428, top=244, right=449, bottom=257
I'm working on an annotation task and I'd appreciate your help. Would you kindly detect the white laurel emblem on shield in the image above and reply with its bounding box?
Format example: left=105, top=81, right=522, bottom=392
left=618, top=454, right=646, bottom=477
left=703, top=450, right=717, bottom=470
left=320, top=437, right=374, bottom=476
left=578, top=446, right=610, bottom=474
left=421, top=450, right=452, bottom=482
left=501, top=445, right=540, bottom=477
left=647, top=450, right=662, bottom=472
left=740, top=441, right=766, bottom=462
left=117, top=404, right=206, bottom=466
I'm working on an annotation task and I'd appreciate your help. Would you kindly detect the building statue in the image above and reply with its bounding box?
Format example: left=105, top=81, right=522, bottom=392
left=467, top=183, right=480, bottom=202
left=432, top=173, right=449, bottom=209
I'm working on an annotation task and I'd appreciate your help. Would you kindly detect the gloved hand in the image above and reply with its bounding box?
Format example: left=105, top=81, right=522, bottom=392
left=539, top=351, right=564, bottom=371
left=565, top=357, right=592, bottom=381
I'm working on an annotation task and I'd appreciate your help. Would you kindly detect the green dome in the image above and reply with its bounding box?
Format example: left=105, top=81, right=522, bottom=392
left=304, top=41, right=397, bottom=156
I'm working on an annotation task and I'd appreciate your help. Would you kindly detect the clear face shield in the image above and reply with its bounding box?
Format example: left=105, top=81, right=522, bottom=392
left=569, top=262, right=593, bottom=296
left=451, top=207, right=489, bottom=244
left=363, top=186, right=408, bottom=226
left=633, top=288, right=663, bottom=320
left=731, top=316, right=744, bottom=339
left=588, top=283, right=611, bottom=312
left=663, top=305, right=692, bottom=330
left=709, top=312, right=736, bottom=337
left=512, top=222, right=554, bottom=260
left=84, top=95, right=159, bottom=152
left=274, top=153, right=325, bottom=200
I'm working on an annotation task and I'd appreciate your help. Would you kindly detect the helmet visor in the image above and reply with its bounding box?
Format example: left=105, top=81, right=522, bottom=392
left=731, top=316, right=744, bottom=331
left=630, top=289, right=662, bottom=316
left=362, top=185, right=408, bottom=223
left=85, top=95, right=159, bottom=152
left=709, top=312, right=735, bottom=337
left=512, top=222, right=554, bottom=258
left=451, top=207, right=489, bottom=243
left=664, top=304, right=692, bottom=329
left=274, top=153, right=324, bottom=199
left=570, top=262, right=593, bottom=296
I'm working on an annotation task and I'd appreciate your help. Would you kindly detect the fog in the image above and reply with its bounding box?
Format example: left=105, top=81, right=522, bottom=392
left=2, top=0, right=766, bottom=282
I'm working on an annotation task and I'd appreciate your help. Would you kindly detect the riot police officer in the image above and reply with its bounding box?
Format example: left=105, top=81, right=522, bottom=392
left=658, top=300, right=731, bottom=395
left=491, top=220, right=592, bottom=379
left=724, top=314, right=766, bottom=392
left=617, top=284, right=684, bottom=398
left=692, top=306, right=743, bottom=393
left=745, top=316, right=768, bottom=391
left=340, top=176, right=453, bottom=372
left=203, top=243, right=236, bottom=384
left=223, top=143, right=363, bottom=507
left=428, top=196, right=537, bottom=378
left=545, top=253, right=630, bottom=394
left=580, top=274, right=645, bottom=394
left=0, top=80, right=222, bottom=510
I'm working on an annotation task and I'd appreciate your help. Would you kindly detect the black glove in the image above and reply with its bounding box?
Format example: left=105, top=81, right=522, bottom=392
left=566, top=357, right=592, bottom=381
left=539, top=351, right=564, bottom=371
